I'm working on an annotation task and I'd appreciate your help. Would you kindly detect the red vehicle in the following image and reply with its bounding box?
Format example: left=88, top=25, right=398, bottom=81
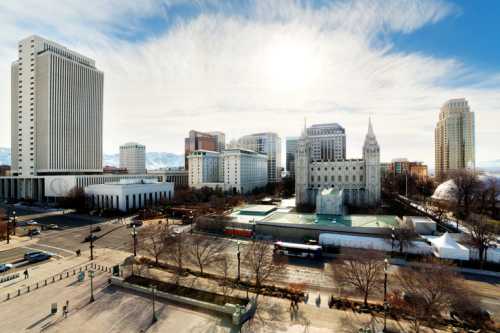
left=224, top=227, right=253, bottom=238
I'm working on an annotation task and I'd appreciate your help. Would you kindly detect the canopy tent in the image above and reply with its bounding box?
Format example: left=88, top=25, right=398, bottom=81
left=428, top=232, right=469, bottom=261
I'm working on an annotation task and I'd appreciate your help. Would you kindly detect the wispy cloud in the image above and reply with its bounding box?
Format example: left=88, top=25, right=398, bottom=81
left=0, top=0, right=498, bottom=167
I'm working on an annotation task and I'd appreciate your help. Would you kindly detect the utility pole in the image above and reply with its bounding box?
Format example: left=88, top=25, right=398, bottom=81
left=383, top=258, right=389, bottom=332
left=132, top=225, right=137, bottom=256
left=151, top=285, right=157, bottom=323
left=236, top=240, right=241, bottom=282
left=89, top=270, right=95, bottom=302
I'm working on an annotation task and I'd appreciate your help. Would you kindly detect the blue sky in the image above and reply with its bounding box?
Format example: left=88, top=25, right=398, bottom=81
left=0, top=0, right=499, bottom=168
left=393, top=2, right=500, bottom=74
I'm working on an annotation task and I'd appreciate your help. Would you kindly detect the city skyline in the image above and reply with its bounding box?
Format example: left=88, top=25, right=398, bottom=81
left=1, top=1, right=500, bottom=168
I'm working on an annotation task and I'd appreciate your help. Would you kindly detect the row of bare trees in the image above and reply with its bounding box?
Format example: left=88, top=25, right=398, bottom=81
left=332, top=249, right=488, bottom=332
left=441, top=170, right=499, bottom=265
left=135, top=224, right=285, bottom=294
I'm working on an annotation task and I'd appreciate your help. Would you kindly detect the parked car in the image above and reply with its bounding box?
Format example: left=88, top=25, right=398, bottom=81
left=91, top=226, right=102, bottom=233
left=0, top=263, right=13, bottom=273
left=26, top=220, right=39, bottom=225
left=83, top=234, right=98, bottom=242
left=46, top=224, right=60, bottom=230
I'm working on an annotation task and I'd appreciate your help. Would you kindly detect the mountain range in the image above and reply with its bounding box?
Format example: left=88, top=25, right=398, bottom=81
left=0, top=147, right=183, bottom=169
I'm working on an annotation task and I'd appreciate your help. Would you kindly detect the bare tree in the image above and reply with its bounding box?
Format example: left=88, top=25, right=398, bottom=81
left=214, top=255, right=234, bottom=302
left=331, top=249, right=385, bottom=306
left=474, top=177, right=499, bottom=218
left=164, top=232, right=187, bottom=283
left=391, top=259, right=468, bottom=332
left=186, top=235, right=228, bottom=274
left=138, top=224, right=171, bottom=264
left=448, top=169, right=481, bottom=219
left=462, top=214, right=498, bottom=266
left=387, top=223, right=419, bottom=254
left=243, top=241, right=286, bottom=293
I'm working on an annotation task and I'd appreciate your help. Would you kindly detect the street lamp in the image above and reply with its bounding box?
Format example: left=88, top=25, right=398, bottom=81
left=89, top=269, right=95, bottom=302
left=236, top=240, right=241, bottom=282
left=391, top=227, right=395, bottom=251
left=131, top=225, right=137, bottom=256
left=383, top=258, right=389, bottom=332
left=151, top=285, right=157, bottom=323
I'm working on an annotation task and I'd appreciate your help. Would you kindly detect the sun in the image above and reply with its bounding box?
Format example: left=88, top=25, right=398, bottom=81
left=263, top=38, right=320, bottom=93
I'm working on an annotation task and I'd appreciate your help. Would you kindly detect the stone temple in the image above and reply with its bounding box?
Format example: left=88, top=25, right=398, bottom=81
left=295, top=119, right=381, bottom=208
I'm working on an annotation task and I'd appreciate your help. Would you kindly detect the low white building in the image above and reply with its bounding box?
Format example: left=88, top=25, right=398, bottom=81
left=85, top=179, right=174, bottom=212
left=402, top=216, right=437, bottom=235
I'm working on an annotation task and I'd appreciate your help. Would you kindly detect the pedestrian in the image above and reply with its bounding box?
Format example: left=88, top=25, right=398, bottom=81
left=24, top=269, right=29, bottom=279
left=62, top=305, right=67, bottom=318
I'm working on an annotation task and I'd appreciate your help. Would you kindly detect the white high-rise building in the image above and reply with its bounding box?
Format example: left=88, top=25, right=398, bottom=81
left=119, top=142, right=146, bottom=174
left=237, top=132, right=281, bottom=183
left=222, top=149, right=268, bottom=194
left=435, top=98, right=475, bottom=179
left=11, top=35, right=103, bottom=177
left=187, top=150, right=222, bottom=188
left=186, top=149, right=267, bottom=193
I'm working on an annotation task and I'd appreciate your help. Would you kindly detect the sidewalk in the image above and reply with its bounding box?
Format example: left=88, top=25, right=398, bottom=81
left=141, top=265, right=445, bottom=333
left=0, top=236, right=35, bottom=252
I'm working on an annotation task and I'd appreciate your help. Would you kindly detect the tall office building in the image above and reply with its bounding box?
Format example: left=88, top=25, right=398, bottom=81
left=237, top=132, right=282, bottom=183
left=184, top=130, right=224, bottom=168
left=119, top=142, right=146, bottom=174
left=435, top=98, right=475, bottom=179
left=208, top=131, right=226, bottom=152
left=306, top=123, right=346, bottom=161
left=286, top=137, right=298, bottom=177
left=11, top=35, right=103, bottom=177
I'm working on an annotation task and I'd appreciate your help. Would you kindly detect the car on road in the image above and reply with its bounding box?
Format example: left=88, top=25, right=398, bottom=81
left=83, top=234, right=98, bottom=242
left=0, top=263, right=13, bottom=273
left=91, top=226, right=102, bottom=233
left=24, top=251, right=53, bottom=263
left=26, top=220, right=39, bottom=225
left=46, top=224, right=60, bottom=230
left=28, top=229, right=41, bottom=236
left=127, top=220, right=143, bottom=228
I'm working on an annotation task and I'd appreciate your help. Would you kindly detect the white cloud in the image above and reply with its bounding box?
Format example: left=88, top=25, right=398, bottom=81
left=0, top=0, right=498, bottom=168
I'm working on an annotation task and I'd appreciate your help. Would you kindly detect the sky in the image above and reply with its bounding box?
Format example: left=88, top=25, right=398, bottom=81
left=0, top=0, right=499, bottom=168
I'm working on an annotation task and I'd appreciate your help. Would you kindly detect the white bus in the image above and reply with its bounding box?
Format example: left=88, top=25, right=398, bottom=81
left=273, top=241, right=322, bottom=259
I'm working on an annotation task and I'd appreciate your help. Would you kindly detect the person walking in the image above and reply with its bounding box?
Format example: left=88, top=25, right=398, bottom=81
left=23, top=269, right=29, bottom=279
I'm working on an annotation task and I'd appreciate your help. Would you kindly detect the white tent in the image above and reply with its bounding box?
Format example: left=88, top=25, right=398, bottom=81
left=428, top=232, right=469, bottom=261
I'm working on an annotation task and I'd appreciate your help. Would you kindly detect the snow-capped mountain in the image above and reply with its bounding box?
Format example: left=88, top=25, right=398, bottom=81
left=104, top=152, right=184, bottom=169
left=0, top=148, right=183, bottom=169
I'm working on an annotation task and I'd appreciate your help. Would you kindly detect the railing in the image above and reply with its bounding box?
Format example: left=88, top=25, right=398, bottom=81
left=2, top=262, right=113, bottom=302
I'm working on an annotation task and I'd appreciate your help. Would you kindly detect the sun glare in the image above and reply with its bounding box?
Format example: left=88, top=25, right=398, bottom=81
left=263, top=39, right=320, bottom=93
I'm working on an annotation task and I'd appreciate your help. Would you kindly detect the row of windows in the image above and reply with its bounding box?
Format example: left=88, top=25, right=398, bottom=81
left=311, top=175, right=364, bottom=183
left=311, top=166, right=363, bottom=171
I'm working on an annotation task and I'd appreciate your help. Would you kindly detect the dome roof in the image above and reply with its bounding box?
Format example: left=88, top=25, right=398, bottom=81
left=432, top=175, right=500, bottom=202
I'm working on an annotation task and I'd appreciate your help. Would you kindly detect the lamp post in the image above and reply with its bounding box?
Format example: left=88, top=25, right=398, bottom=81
left=236, top=240, right=241, bottom=282
left=391, top=227, right=395, bottom=251
left=131, top=225, right=137, bottom=256
left=11, top=210, right=16, bottom=236
left=151, top=285, right=157, bottom=323
left=383, top=258, right=389, bottom=332
left=89, top=269, right=95, bottom=302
